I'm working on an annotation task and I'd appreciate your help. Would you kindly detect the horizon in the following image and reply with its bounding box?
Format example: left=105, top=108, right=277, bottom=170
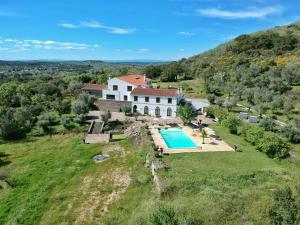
left=0, top=0, right=300, bottom=61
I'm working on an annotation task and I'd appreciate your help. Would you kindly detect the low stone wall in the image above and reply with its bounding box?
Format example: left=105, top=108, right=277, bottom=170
left=96, top=100, right=131, bottom=112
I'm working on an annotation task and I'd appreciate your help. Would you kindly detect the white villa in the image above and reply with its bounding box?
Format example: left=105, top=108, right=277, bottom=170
left=82, top=74, right=183, bottom=118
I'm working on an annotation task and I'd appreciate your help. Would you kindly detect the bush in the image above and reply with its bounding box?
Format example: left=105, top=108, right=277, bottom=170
left=259, top=117, right=277, bottom=132
left=243, top=126, right=264, bottom=145
left=36, top=111, right=60, bottom=132
left=0, top=109, right=32, bottom=140
left=205, top=106, right=228, bottom=122
left=71, top=100, right=89, bottom=115
left=279, top=125, right=300, bottom=143
left=221, top=114, right=241, bottom=134
left=149, top=204, right=177, bottom=225
left=78, top=92, right=96, bottom=108
left=257, top=132, right=291, bottom=158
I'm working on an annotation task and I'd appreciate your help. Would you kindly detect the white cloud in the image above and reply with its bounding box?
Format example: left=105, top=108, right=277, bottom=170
left=139, top=48, right=150, bottom=52
left=177, top=31, right=194, bottom=36
left=58, top=23, right=79, bottom=28
left=58, top=20, right=136, bottom=34
left=197, top=6, right=282, bottom=19
left=1, top=38, right=101, bottom=52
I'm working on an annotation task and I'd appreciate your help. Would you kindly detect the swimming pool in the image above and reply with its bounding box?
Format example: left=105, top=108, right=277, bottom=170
left=159, top=128, right=197, bottom=149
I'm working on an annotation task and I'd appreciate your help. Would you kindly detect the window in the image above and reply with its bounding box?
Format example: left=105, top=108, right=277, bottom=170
left=133, top=105, right=137, bottom=113
left=124, top=95, right=128, bottom=101
left=113, top=85, right=118, bottom=91
left=167, top=108, right=172, bottom=117
left=168, top=98, right=172, bottom=104
left=145, top=96, right=149, bottom=102
left=144, top=106, right=149, bottom=115
left=134, top=96, right=138, bottom=102
left=155, top=107, right=160, bottom=117
left=127, top=86, right=132, bottom=91
left=156, top=97, right=160, bottom=103
left=106, top=95, right=115, bottom=100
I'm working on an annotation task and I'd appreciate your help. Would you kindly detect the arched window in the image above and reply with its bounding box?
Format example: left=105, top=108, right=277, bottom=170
left=133, top=105, right=137, bottom=113
left=155, top=107, right=160, bottom=117
left=144, top=106, right=149, bottom=115
left=167, top=107, right=172, bottom=117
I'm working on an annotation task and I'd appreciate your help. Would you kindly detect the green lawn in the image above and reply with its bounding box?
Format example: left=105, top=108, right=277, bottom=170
left=0, top=134, right=155, bottom=225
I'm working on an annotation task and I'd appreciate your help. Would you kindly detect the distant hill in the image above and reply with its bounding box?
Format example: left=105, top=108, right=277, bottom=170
left=0, top=60, right=146, bottom=83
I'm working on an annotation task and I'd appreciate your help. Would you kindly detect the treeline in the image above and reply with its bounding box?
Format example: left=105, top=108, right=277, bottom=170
left=0, top=60, right=144, bottom=83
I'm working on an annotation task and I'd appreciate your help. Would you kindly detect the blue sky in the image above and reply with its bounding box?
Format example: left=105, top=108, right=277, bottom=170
left=0, top=0, right=300, bottom=61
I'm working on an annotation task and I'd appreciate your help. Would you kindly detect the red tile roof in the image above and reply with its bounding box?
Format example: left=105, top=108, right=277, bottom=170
left=131, top=88, right=178, bottom=97
left=117, top=74, right=149, bottom=86
left=82, top=83, right=107, bottom=91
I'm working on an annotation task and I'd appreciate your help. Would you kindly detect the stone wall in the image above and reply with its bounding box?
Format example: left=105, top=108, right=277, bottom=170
left=96, top=99, right=131, bottom=112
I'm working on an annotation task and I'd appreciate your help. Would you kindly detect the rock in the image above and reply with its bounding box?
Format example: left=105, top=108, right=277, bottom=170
left=93, top=154, right=110, bottom=163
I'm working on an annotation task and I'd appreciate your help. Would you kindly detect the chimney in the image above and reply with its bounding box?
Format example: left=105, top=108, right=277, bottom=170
left=143, top=74, right=146, bottom=82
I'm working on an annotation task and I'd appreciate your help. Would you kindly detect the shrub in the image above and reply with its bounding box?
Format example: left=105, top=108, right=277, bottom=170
left=71, top=100, right=89, bottom=115
left=257, top=132, right=291, bottom=158
left=221, top=114, right=241, bottom=134
left=259, top=117, right=277, bottom=132
left=243, top=126, right=264, bottom=145
left=78, top=92, right=96, bottom=108
left=101, top=110, right=112, bottom=124
left=0, top=109, right=31, bottom=140
left=37, top=111, right=59, bottom=132
left=205, top=106, right=228, bottom=122
left=279, top=125, right=300, bottom=143
left=149, top=204, right=177, bottom=225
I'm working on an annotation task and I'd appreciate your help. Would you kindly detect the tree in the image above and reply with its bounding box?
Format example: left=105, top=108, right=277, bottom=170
left=68, top=81, right=83, bottom=96
left=279, top=125, right=300, bottom=144
left=257, top=132, right=291, bottom=158
left=144, top=65, right=162, bottom=79
left=101, top=110, right=111, bottom=124
left=177, top=104, right=196, bottom=125
left=0, top=82, right=20, bottom=107
left=221, top=114, right=241, bottom=134
left=78, top=93, right=96, bottom=108
left=207, top=94, right=216, bottom=104
left=255, top=103, right=269, bottom=118
left=259, top=117, right=277, bottom=132
left=243, top=126, right=264, bottom=145
left=282, top=61, right=300, bottom=85
left=224, top=98, right=237, bottom=112
left=0, top=108, right=32, bottom=140
left=37, top=111, right=59, bottom=132
left=269, top=187, right=299, bottom=225
left=71, top=100, right=89, bottom=115
left=201, top=129, right=208, bottom=144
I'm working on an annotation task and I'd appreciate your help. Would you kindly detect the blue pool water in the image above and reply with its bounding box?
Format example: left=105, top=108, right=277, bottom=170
left=160, top=128, right=197, bottom=149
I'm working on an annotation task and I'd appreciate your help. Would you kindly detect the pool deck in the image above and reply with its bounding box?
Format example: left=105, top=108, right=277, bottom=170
left=149, top=125, right=234, bottom=154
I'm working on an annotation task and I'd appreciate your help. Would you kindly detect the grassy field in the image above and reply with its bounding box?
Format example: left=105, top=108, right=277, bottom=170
left=0, top=134, right=155, bottom=225
left=153, top=79, right=206, bottom=98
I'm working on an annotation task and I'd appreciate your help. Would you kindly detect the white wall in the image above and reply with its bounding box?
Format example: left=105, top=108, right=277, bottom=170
left=102, top=78, right=137, bottom=101
left=131, top=95, right=178, bottom=118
